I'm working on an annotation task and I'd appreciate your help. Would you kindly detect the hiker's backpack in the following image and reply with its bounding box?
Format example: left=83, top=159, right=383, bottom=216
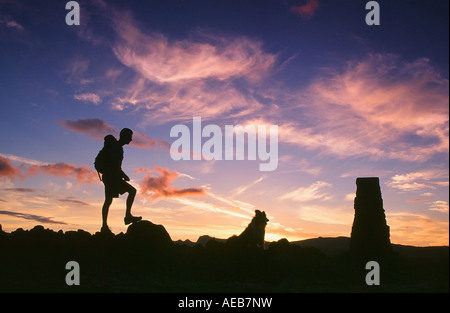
left=94, top=134, right=117, bottom=180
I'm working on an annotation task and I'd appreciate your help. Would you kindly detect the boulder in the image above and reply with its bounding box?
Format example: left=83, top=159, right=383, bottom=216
left=126, top=220, right=173, bottom=249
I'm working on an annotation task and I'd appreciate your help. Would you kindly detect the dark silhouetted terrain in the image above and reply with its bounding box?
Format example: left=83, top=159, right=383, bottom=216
left=0, top=222, right=448, bottom=292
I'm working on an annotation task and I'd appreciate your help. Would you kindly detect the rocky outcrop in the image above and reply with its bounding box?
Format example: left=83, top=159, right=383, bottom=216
left=126, top=220, right=173, bottom=249
left=350, top=177, right=391, bottom=257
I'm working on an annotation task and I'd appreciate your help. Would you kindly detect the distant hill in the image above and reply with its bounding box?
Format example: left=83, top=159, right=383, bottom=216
left=391, top=244, right=449, bottom=259
left=292, top=236, right=449, bottom=259
left=291, top=236, right=351, bottom=255
left=196, top=235, right=226, bottom=246
left=188, top=235, right=449, bottom=258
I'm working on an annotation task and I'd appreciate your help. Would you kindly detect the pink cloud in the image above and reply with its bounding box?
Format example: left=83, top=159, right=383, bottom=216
left=131, top=131, right=170, bottom=150
left=428, top=201, right=449, bottom=213
left=0, top=156, right=21, bottom=180
left=311, top=55, right=448, bottom=132
left=290, top=0, right=320, bottom=20
left=59, top=118, right=115, bottom=141
left=407, top=199, right=432, bottom=203
left=74, top=93, right=102, bottom=104
left=0, top=15, right=24, bottom=31
left=386, top=170, right=448, bottom=192
left=59, top=118, right=169, bottom=150
left=129, top=80, right=264, bottom=124
left=107, top=11, right=275, bottom=124
left=0, top=155, right=97, bottom=184
left=113, top=12, right=275, bottom=83
left=25, top=162, right=98, bottom=184
left=139, top=166, right=205, bottom=201
left=278, top=54, right=449, bottom=162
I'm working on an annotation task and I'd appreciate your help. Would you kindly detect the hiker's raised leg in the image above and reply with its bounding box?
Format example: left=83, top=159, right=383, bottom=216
left=123, top=184, right=141, bottom=224
left=125, top=185, right=136, bottom=217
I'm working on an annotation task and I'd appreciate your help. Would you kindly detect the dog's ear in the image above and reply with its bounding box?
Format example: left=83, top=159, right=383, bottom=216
left=255, top=210, right=262, bottom=215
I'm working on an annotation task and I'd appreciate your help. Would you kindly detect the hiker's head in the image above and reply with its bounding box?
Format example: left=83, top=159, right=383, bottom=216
left=119, top=128, right=133, bottom=145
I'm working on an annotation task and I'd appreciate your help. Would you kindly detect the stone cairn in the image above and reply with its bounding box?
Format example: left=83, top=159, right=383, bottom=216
left=350, top=177, right=391, bottom=258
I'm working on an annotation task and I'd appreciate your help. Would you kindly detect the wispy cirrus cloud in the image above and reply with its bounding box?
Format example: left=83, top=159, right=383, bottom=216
left=113, top=12, right=275, bottom=84
left=407, top=198, right=432, bottom=203
left=278, top=53, right=449, bottom=162
left=280, top=181, right=332, bottom=202
left=1, top=188, right=36, bottom=193
left=106, top=10, right=276, bottom=124
left=57, top=197, right=90, bottom=206
left=0, top=210, right=68, bottom=225
left=0, top=153, right=48, bottom=166
left=386, top=170, right=449, bottom=192
left=429, top=201, right=449, bottom=213
left=114, top=78, right=265, bottom=124
left=233, top=176, right=265, bottom=196
left=74, top=93, right=102, bottom=104
left=97, top=12, right=449, bottom=163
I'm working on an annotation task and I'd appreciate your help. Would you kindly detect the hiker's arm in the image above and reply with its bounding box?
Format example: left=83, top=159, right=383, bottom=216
left=121, top=170, right=130, bottom=181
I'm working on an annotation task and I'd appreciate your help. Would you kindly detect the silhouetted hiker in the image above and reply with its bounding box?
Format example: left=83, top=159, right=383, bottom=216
left=97, top=128, right=141, bottom=233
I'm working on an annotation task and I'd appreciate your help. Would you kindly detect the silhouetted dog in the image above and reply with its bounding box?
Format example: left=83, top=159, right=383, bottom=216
left=235, top=210, right=269, bottom=250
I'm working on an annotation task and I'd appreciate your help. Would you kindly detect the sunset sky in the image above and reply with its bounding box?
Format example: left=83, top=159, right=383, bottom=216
left=0, top=0, right=448, bottom=246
